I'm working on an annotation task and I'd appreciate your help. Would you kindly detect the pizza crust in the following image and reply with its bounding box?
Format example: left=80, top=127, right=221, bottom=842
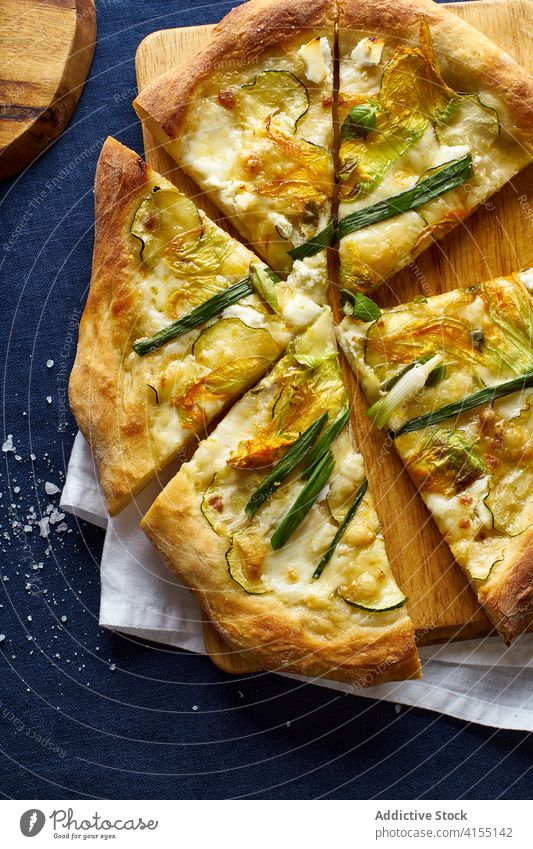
left=339, top=0, right=533, bottom=143
left=69, top=136, right=159, bottom=515
left=142, top=465, right=421, bottom=685
left=480, top=513, right=533, bottom=645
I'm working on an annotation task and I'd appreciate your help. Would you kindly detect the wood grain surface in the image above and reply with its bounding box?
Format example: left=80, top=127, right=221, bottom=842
left=135, top=0, right=533, bottom=675
left=0, top=0, right=96, bottom=180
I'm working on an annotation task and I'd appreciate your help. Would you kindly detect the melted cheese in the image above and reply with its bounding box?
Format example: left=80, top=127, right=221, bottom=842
left=350, top=36, right=384, bottom=67
left=339, top=210, right=426, bottom=286
left=279, top=290, right=323, bottom=330
left=285, top=253, right=329, bottom=304
left=175, top=100, right=242, bottom=184
left=458, top=295, right=485, bottom=327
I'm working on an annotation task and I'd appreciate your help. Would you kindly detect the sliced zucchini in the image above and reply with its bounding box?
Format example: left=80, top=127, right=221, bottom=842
left=202, top=468, right=263, bottom=536
left=240, top=70, right=309, bottom=130
left=194, top=356, right=271, bottom=395
left=484, top=470, right=533, bottom=535
left=339, top=581, right=407, bottom=612
left=226, top=531, right=269, bottom=594
left=131, top=188, right=202, bottom=266
left=436, top=94, right=500, bottom=150
left=191, top=318, right=280, bottom=367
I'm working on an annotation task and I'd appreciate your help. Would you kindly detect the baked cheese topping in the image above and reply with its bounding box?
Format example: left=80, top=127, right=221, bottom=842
left=185, top=310, right=408, bottom=617
left=337, top=22, right=532, bottom=293
left=122, top=178, right=323, bottom=468
left=338, top=270, right=533, bottom=583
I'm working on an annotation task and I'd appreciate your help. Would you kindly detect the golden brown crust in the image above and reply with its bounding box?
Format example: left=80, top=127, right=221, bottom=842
left=480, top=526, right=533, bottom=645
left=69, top=136, right=158, bottom=515
left=338, top=0, right=533, bottom=142
left=134, top=0, right=334, bottom=141
left=141, top=466, right=421, bottom=686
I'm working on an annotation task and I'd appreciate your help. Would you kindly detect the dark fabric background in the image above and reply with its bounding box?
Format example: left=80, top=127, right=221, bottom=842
left=0, top=0, right=531, bottom=800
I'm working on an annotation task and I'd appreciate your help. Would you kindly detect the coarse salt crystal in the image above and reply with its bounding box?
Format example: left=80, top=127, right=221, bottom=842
left=38, top=517, right=50, bottom=538
left=2, top=435, right=14, bottom=453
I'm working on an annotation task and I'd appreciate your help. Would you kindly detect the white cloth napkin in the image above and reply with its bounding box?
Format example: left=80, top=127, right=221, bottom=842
left=61, top=432, right=533, bottom=730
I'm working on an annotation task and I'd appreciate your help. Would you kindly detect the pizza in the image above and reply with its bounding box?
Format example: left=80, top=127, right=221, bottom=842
left=337, top=268, right=533, bottom=643
left=142, top=309, right=421, bottom=683
left=69, top=0, right=533, bottom=684
left=134, top=0, right=335, bottom=297
left=134, top=0, right=533, bottom=298
left=334, top=0, right=533, bottom=293
left=69, top=137, right=325, bottom=515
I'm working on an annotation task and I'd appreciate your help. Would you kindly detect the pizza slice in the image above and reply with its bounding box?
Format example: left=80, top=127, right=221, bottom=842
left=291, top=0, right=533, bottom=293
left=69, top=137, right=326, bottom=515
left=337, top=267, right=533, bottom=644
left=133, top=0, right=335, bottom=292
left=142, top=309, right=421, bottom=684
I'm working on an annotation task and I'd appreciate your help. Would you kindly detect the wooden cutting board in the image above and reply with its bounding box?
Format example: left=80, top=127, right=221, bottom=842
left=135, top=0, right=533, bottom=674
left=0, top=0, right=96, bottom=180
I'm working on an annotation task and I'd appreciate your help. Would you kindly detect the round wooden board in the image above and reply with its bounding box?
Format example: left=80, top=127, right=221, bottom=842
left=0, top=0, right=96, bottom=181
